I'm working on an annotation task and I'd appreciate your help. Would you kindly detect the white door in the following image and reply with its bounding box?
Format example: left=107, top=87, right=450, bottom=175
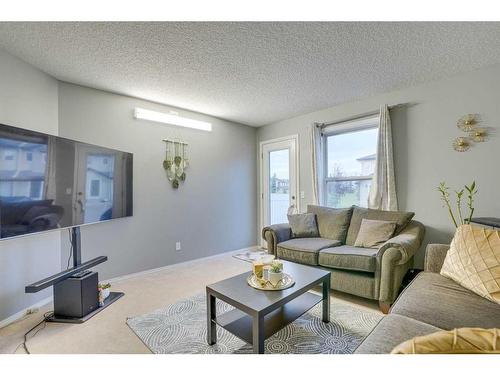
left=74, top=144, right=118, bottom=224
left=261, top=136, right=299, bottom=235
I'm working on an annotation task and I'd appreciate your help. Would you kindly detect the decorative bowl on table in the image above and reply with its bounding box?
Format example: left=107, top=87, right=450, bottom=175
left=247, top=273, right=295, bottom=291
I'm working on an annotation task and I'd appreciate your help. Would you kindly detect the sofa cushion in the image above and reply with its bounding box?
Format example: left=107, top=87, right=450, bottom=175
left=354, top=219, right=397, bottom=248
left=287, top=213, right=319, bottom=238
left=345, top=206, right=414, bottom=246
left=355, top=314, right=440, bottom=354
left=277, top=238, right=341, bottom=266
left=307, top=205, right=353, bottom=242
left=319, top=245, right=378, bottom=272
left=391, top=272, right=500, bottom=330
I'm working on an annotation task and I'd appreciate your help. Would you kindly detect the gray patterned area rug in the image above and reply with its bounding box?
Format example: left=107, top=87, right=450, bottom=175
left=126, top=293, right=382, bottom=354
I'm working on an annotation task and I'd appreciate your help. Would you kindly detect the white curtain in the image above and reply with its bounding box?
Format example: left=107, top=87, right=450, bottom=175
left=368, top=105, right=398, bottom=211
left=43, top=136, right=57, bottom=200
left=310, top=123, right=324, bottom=205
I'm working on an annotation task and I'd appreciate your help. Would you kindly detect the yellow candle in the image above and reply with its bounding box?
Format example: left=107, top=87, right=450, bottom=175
left=253, top=261, right=264, bottom=278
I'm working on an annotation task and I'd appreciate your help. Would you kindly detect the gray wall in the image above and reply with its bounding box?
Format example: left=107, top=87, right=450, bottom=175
left=58, top=83, right=257, bottom=280
left=0, top=49, right=61, bottom=321
left=0, top=50, right=257, bottom=322
left=257, top=64, right=500, bottom=266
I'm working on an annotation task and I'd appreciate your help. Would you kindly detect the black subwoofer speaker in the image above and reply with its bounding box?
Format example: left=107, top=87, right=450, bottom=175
left=53, top=272, right=99, bottom=318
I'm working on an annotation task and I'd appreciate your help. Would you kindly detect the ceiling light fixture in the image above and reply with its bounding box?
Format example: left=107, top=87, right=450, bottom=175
left=134, top=108, right=212, bottom=132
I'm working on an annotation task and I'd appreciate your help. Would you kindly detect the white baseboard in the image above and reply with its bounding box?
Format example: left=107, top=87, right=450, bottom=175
left=103, top=245, right=259, bottom=284
left=0, top=245, right=258, bottom=329
left=0, top=296, right=53, bottom=329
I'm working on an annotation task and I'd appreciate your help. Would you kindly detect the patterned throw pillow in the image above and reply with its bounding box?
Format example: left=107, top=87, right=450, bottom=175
left=441, top=225, right=500, bottom=304
left=287, top=213, right=319, bottom=238
left=354, top=219, right=397, bottom=248
left=392, top=328, right=500, bottom=354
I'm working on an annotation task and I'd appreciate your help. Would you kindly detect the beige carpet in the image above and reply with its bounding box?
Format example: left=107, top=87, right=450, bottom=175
left=0, top=251, right=380, bottom=354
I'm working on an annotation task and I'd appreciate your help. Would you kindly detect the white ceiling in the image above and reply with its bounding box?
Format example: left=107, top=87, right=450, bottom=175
left=1, top=22, right=500, bottom=127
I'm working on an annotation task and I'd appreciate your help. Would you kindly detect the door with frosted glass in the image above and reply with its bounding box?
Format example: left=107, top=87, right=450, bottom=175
left=261, top=137, right=298, bottom=235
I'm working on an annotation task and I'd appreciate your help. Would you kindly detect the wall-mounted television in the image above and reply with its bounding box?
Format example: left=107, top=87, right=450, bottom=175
left=0, top=123, right=133, bottom=240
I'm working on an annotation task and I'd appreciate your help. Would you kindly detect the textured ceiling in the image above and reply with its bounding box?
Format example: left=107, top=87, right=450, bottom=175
left=1, top=22, right=500, bottom=126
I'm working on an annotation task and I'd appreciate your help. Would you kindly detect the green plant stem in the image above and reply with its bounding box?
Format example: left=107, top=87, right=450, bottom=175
left=456, top=190, right=464, bottom=226
left=466, top=181, right=477, bottom=224
left=447, top=205, right=458, bottom=228
left=468, top=207, right=475, bottom=224
left=438, top=182, right=458, bottom=228
left=438, top=181, right=477, bottom=228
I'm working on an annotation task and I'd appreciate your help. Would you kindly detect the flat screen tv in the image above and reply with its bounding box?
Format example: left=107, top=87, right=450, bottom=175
left=0, top=123, right=133, bottom=240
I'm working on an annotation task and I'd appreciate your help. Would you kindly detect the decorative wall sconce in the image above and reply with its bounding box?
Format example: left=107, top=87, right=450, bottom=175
left=453, top=114, right=489, bottom=152
left=470, top=128, right=487, bottom=143
left=163, top=139, right=189, bottom=189
left=452, top=137, right=470, bottom=152
left=456, top=114, right=480, bottom=132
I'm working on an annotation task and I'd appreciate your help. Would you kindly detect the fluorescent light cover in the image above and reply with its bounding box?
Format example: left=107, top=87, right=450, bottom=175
left=134, top=108, right=212, bottom=132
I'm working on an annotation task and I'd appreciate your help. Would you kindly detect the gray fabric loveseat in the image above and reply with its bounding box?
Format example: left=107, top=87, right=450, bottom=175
left=355, top=243, right=500, bottom=353
left=262, top=205, right=425, bottom=311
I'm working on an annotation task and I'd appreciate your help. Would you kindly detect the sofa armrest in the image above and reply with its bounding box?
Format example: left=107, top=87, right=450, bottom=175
left=262, top=224, right=292, bottom=255
left=377, top=220, right=425, bottom=265
left=377, top=221, right=425, bottom=304
left=424, top=244, right=450, bottom=273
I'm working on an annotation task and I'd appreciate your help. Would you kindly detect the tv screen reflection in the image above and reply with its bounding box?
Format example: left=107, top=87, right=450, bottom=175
left=0, top=124, right=133, bottom=239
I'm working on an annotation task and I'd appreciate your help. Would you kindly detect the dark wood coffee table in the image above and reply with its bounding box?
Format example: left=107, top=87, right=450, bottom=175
left=206, top=260, right=330, bottom=354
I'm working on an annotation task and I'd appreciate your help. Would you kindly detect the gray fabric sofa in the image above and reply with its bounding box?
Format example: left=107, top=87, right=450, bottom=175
left=262, top=205, right=425, bottom=311
left=355, top=243, right=500, bottom=353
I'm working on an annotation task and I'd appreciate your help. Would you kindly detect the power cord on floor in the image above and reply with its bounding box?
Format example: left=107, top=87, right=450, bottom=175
left=14, top=230, right=72, bottom=354
left=13, top=311, right=54, bottom=354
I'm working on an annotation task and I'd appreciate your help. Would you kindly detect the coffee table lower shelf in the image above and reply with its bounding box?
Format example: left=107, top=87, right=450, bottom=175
left=213, top=291, right=322, bottom=344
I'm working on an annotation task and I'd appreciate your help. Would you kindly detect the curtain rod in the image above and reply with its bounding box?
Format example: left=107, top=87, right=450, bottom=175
left=317, top=103, right=408, bottom=129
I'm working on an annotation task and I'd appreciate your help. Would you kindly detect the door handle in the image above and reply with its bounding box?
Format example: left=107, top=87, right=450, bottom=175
left=77, top=199, right=85, bottom=213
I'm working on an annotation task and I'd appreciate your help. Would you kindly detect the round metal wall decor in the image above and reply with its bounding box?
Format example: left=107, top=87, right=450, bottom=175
left=452, top=137, right=470, bottom=152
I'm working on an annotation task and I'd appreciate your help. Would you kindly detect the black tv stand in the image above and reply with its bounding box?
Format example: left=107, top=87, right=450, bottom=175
left=25, top=227, right=124, bottom=323
left=25, top=255, right=108, bottom=293
left=46, top=292, right=124, bottom=323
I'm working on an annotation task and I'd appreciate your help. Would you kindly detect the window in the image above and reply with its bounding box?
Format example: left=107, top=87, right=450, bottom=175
left=0, top=141, right=47, bottom=201
left=90, top=179, right=100, bottom=197
left=29, top=180, right=43, bottom=199
left=324, top=117, right=379, bottom=208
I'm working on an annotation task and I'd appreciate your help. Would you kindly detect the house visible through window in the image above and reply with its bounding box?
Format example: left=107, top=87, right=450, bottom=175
left=0, top=140, right=47, bottom=201
left=323, top=116, right=379, bottom=208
